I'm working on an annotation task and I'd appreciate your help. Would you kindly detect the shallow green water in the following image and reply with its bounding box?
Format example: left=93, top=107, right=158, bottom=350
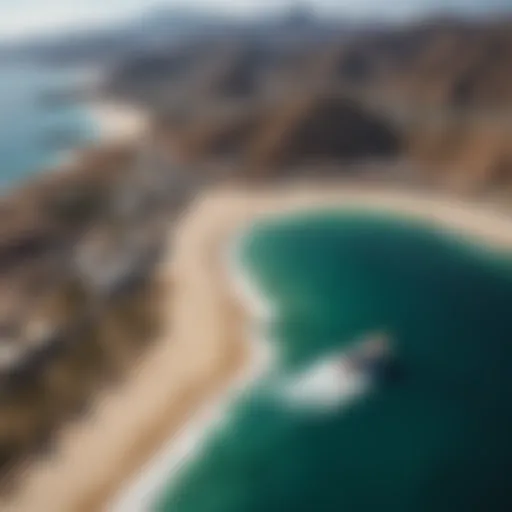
left=157, top=210, right=512, bottom=512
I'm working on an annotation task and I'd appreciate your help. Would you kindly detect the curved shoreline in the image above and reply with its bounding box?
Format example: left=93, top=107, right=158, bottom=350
left=89, top=101, right=148, bottom=144
left=3, top=185, right=512, bottom=512
left=110, top=234, right=275, bottom=511
left=109, top=185, right=512, bottom=511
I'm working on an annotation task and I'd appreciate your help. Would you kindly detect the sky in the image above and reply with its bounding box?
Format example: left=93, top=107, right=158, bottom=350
left=0, top=0, right=511, bottom=41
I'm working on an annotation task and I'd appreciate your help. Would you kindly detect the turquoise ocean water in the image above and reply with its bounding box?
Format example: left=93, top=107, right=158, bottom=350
left=0, top=61, right=96, bottom=189
left=156, top=210, right=512, bottom=512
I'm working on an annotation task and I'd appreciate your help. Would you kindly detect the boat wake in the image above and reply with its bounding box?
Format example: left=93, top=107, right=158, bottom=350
left=279, top=333, right=391, bottom=412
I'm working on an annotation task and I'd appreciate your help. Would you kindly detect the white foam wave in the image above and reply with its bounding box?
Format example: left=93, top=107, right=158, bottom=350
left=109, top=230, right=277, bottom=511
left=280, top=356, right=371, bottom=411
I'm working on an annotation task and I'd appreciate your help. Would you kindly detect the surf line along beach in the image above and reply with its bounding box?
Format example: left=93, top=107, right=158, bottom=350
left=3, top=185, right=512, bottom=512
left=88, top=102, right=148, bottom=144
left=0, top=58, right=148, bottom=189
left=110, top=225, right=275, bottom=512
left=55, top=101, right=148, bottom=172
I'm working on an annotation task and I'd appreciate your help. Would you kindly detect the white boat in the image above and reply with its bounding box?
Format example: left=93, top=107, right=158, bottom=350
left=280, top=333, right=391, bottom=410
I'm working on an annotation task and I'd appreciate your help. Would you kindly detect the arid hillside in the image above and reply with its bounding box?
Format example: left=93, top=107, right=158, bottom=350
left=246, top=94, right=401, bottom=171
left=107, top=17, right=512, bottom=191
left=156, top=92, right=401, bottom=175
left=317, top=20, right=512, bottom=109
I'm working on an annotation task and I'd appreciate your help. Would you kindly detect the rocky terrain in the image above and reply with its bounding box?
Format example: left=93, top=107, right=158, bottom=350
left=107, top=16, right=512, bottom=192
left=0, top=140, right=199, bottom=485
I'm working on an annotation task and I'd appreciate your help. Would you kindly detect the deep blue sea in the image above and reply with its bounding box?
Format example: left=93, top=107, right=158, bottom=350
left=156, top=210, right=512, bottom=512
left=0, top=61, right=96, bottom=189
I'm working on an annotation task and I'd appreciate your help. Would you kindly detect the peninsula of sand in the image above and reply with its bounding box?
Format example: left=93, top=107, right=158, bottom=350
left=3, top=184, right=512, bottom=512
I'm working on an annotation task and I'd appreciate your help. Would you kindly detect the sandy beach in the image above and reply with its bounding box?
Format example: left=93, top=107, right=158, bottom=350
left=45, top=101, right=149, bottom=176
left=90, top=102, right=149, bottom=144
left=3, top=184, right=512, bottom=512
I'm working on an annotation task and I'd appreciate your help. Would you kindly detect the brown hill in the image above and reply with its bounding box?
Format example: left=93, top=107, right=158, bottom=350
left=399, top=25, right=512, bottom=108
left=157, top=93, right=402, bottom=172
left=0, top=145, right=135, bottom=268
left=181, top=113, right=260, bottom=164
left=189, top=43, right=270, bottom=99
left=246, top=94, right=401, bottom=170
left=409, top=117, right=512, bottom=191
left=112, top=18, right=512, bottom=188
left=108, top=42, right=211, bottom=103
left=109, top=40, right=277, bottom=111
left=317, top=20, right=512, bottom=109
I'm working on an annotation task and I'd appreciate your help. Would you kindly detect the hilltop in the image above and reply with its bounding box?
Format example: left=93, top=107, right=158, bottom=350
left=103, top=16, right=512, bottom=191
